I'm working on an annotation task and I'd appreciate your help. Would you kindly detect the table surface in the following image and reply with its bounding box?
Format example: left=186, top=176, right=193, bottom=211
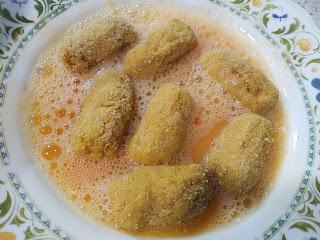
left=293, top=0, right=320, bottom=27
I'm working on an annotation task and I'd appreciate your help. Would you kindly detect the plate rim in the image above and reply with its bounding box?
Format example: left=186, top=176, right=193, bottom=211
left=0, top=0, right=320, bottom=239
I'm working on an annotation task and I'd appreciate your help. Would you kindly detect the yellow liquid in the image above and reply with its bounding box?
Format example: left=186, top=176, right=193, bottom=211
left=23, top=3, right=286, bottom=237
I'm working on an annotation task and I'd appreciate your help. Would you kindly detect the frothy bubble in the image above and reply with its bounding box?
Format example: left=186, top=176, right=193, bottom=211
left=22, top=2, right=285, bottom=236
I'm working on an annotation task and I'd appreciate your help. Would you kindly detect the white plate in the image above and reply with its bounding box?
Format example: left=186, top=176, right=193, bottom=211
left=0, top=0, right=320, bottom=239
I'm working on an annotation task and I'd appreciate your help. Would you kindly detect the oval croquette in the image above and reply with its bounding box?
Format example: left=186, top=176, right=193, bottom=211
left=108, top=164, right=213, bottom=231
left=199, top=50, right=279, bottom=113
left=124, top=19, right=197, bottom=79
left=208, top=113, right=273, bottom=195
left=70, top=69, right=134, bottom=158
left=128, top=83, right=194, bottom=165
left=61, top=18, right=137, bottom=74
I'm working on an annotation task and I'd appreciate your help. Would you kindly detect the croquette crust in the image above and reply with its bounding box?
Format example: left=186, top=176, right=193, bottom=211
left=208, top=113, right=272, bottom=195
left=124, top=19, right=197, bottom=79
left=70, top=69, right=134, bottom=158
left=199, top=50, right=279, bottom=113
left=128, top=82, right=194, bottom=165
left=61, top=18, right=137, bottom=74
left=108, top=165, right=213, bottom=231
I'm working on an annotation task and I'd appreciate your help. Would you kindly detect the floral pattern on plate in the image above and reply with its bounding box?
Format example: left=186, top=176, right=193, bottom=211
left=0, top=0, right=320, bottom=239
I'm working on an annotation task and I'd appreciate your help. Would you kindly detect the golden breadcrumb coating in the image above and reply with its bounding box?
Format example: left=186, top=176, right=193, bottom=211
left=208, top=113, right=273, bottom=195
left=108, top=164, right=213, bottom=232
left=199, top=50, right=279, bottom=113
left=70, top=69, right=134, bottom=158
left=128, top=83, right=194, bottom=165
left=61, top=18, right=137, bottom=74
left=124, top=19, right=197, bottom=79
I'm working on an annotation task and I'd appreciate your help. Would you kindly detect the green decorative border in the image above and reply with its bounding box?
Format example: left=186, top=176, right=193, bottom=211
left=0, top=0, right=320, bottom=239
left=0, top=1, right=81, bottom=239
left=226, top=1, right=320, bottom=239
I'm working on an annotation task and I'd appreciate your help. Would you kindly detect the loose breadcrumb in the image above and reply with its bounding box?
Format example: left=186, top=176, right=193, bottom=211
left=108, top=164, right=213, bottom=232
left=70, top=69, right=134, bottom=158
left=128, top=82, right=194, bottom=165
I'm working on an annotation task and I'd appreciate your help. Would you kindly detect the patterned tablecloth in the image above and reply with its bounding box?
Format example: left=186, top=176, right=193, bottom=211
left=293, top=0, right=320, bottom=26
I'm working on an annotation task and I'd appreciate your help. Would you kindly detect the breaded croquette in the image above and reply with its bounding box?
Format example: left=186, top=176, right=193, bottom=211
left=61, top=18, right=137, bottom=74
left=70, top=69, right=134, bottom=158
left=208, top=113, right=272, bottom=195
left=124, top=19, right=197, bottom=79
left=199, top=50, right=279, bottom=113
left=128, top=83, right=193, bottom=165
left=108, top=164, right=213, bottom=231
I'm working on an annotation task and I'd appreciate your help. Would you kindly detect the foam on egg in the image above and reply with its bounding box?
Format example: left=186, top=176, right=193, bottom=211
left=23, top=2, right=286, bottom=236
